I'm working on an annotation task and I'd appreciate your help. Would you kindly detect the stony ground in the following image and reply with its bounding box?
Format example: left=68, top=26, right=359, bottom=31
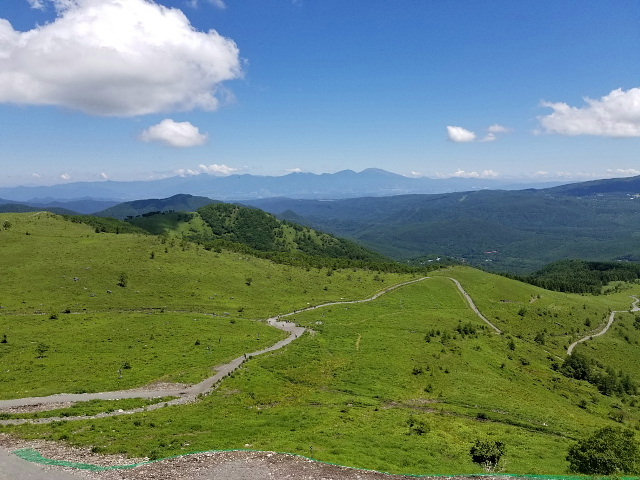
left=0, top=434, right=485, bottom=480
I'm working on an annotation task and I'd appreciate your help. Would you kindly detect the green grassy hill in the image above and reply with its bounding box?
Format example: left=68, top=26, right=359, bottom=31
left=2, top=212, right=640, bottom=475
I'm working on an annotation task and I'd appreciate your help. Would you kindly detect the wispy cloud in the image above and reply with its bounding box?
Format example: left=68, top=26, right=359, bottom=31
left=538, top=87, right=640, bottom=137
left=26, top=0, right=46, bottom=9
left=607, top=168, right=640, bottom=176
left=139, top=119, right=208, bottom=148
left=434, top=169, right=499, bottom=179
left=1, top=0, right=242, bottom=116
left=487, top=124, right=512, bottom=134
left=447, top=124, right=512, bottom=143
left=188, top=0, right=227, bottom=8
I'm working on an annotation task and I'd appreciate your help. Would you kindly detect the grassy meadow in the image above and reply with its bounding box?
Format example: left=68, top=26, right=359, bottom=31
left=2, top=212, right=640, bottom=474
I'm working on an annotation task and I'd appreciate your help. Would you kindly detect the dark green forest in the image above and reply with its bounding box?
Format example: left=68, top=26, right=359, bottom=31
left=514, top=260, right=640, bottom=294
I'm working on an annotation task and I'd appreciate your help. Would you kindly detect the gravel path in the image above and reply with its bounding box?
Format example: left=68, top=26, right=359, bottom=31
left=0, top=277, right=429, bottom=422
left=447, top=277, right=502, bottom=334
left=567, top=295, right=640, bottom=355
left=0, top=446, right=85, bottom=479
left=0, top=435, right=455, bottom=480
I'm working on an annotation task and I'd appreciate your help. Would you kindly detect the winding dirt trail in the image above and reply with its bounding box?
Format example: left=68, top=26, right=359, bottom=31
left=566, top=295, right=640, bottom=355
left=0, top=277, right=430, bottom=424
left=447, top=277, right=502, bottom=334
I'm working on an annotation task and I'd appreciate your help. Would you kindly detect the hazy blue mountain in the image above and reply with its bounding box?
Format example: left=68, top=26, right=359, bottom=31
left=0, top=197, right=116, bottom=214
left=26, top=198, right=119, bottom=214
left=96, top=194, right=218, bottom=219
left=547, top=175, right=640, bottom=196
left=0, top=169, right=564, bottom=203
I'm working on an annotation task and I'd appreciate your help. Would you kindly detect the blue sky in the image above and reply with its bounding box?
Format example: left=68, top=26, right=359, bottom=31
left=0, top=0, right=639, bottom=187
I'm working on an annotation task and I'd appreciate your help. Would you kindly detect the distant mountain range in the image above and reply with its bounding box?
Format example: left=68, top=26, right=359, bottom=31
left=0, top=169, right=564, bottom=206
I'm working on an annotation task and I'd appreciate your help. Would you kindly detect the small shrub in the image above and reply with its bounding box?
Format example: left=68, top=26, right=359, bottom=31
left=407, top=415, right=429, bottom=435
left=117, top=272, right=128, bottom=288
left=470, top=438, right=506, bottom=472
left=35, top=342, right=49, bottom=358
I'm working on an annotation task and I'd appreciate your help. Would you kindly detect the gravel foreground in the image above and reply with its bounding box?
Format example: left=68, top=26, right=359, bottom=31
left=0, top=434, right=506, bottom=480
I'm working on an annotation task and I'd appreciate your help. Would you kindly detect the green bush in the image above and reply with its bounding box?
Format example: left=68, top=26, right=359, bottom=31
left=469, top=438, right=506, bottom=472
left=566, top=426, right=639, bottom=474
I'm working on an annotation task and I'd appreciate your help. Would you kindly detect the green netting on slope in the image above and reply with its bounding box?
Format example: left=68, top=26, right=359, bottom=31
left=13, top=448, right=640, bottom=479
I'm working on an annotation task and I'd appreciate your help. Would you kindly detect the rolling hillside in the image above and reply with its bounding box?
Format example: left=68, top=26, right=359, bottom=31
left=2, top=212, right=640, bottom=474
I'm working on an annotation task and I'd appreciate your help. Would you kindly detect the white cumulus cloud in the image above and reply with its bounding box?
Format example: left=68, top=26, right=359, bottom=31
left=446, top=126, right=476, bottom=143
left=140, top=119, right=208, bottom=147
left=0, top=0, right=242, bottom=116
left=198, top=164, right=238, bottom=175
left=100, top=172, right=109, bottom=180
left=60, top=173, right=71, bottom=180
left=538, top=87, right=640, bottom=137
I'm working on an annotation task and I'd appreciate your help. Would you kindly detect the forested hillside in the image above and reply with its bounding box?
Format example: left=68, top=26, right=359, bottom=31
left=126, top=203, right=395, bottom=270
left=246, top=187, right=640, bottom=273
left=515, top=259, right=640, bottom=294
left=97, top=194, right=217, bottom=219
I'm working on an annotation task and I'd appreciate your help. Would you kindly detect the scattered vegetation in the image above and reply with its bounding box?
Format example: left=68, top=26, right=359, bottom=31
left=566, top=426, right=639, bottom=474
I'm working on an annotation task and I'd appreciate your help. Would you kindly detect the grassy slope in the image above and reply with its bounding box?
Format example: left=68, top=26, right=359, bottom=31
left=2, top=248, right=639, bottom=474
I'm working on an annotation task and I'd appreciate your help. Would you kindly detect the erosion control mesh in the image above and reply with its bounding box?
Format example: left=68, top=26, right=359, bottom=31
left=14, top=447, right=639, bottom=478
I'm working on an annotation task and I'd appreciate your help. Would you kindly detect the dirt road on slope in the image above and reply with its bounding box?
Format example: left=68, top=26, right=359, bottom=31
left=567, top=295, right=640, bottom=355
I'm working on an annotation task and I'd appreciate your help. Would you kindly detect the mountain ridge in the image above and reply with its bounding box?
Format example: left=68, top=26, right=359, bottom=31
left=0, top=169, right=566, bottom=204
